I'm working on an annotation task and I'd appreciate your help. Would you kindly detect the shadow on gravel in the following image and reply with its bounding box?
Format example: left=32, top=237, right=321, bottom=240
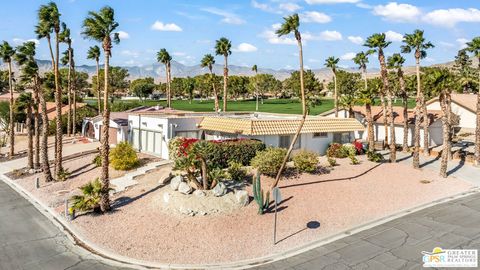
left=276, top=220, right=321, bottom=245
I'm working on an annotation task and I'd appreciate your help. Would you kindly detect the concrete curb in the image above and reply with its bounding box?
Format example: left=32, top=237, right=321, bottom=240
left=1, top=172, right=479, bottom=270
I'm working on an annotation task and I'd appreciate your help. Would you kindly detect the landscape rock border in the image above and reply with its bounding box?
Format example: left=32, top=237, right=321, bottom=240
left=1, top=173, right=478, bottom=269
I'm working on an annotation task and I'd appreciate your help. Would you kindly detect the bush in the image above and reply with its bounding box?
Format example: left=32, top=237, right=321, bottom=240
left=293, top=150, right=319, bottom=173
left=168, top=137, right=199, bottom=160
left=70, top=178, right=110, bottom=213
left=327, top=143, right=343, bottom=158
left=327, top=143, right=354, bottom=158
left=367, top=150, right=384, bottom=163
left=349, top=155, right=360, bottom=165
left=251, top=147, right=287, bottom=177
left=92, top=154, right=102, bottom=167
left=342, top=143, right=357, bottom=157
left=327, top=157, right=337, bottom=167
left=353, top=140, right=364, bottom=155
left=109, top=142, right=139, bottom=170
left=227, top=161, right=247, bottom=182
left=57, top=168, right=71, bottom=181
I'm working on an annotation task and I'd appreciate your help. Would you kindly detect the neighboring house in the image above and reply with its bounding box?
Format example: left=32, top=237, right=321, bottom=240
left=426, top=93, right=477, bottom=134
left=321, top=106, right=443, bottom=148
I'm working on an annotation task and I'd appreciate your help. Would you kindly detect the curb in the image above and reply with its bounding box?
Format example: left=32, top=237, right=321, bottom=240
left=1, top=173, right=479, bottom=270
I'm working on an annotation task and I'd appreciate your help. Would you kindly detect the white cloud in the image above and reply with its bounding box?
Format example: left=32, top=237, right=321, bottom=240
left=423, top=8, right=480, bottom=28
left=251, top=0, right=278, bottom=13
left=308, top=58, right=320, bottom=63
left=340, top=52, right=356, bottom=60
left=306, top=0, right=360, bottom=4
left=301, top=11, right=331, bottom=23
left=117, top=31, right=130, bottom=39
left=439, top=41, right=454, bottom=48
left=319, top=30, right=342, bottom=41
left=233, top=43, right=258, bottom=52
left=260, top=24, right=297, bottom=45
left=121, top=50, right=139, bottom=58
left=202, top=7, right=245, bottom=25
left=356, top=3, right=372, bottom=9
left=457, top=38, right=469, bottom=49
left=347, top=36, right=363, bottom=45
left=151, top=21, right=183, bottom=31
left=372, top=2, right=421, bottom=23
left=172, top=52, right=186, bottom=56
left=12, top=38, right=39, bottom=46
left=279, top=3, right=301, bottom=12
left=384, top=30, right=403, bottom=42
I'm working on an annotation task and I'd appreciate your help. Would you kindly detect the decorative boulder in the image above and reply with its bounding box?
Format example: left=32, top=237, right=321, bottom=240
left=193, top=190, right=206, bottom=197
left=235, top=190, right=249, bottom=206
left=212, top=182, right=227, bottom=197
left=178, top=182, right=193, bottom=195
left=170, top=175, right=183, bottom=191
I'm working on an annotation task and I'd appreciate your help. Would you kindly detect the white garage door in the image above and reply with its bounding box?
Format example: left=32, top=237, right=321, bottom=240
left=131, top=128, right=162, bottom=156
left=132, top=129, right=140, bottom=150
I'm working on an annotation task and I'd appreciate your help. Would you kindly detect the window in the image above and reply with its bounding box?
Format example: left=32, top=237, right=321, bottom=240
left=333, top=132, right=351, bottom=144
left=279, top=135, right=301, bottom=149
left=313, top=132, right=328, bottom=138
left=175, top=131, right=199, bottom=139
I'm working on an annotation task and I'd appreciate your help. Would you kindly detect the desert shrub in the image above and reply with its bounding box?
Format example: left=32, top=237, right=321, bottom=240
left=70, top=178, right=110, bottom=213
left=251, top=147, right=287, bottom=177
left=227, top=161, right=247, bottom=182
left=168, top=137, right=198, bottom=160
left=327, top=143, right=354, bottom=158
left=342, top=143, right=357, bottom=157
left=208, top=139, right=265, bottom=168
left=327, top=143, right=343, bottom=158
left=109, top=142, right=139, bottom=170
left=293, top=150, right=319, bottom=173
left=353, top=140, right=364, bottom=155
left=349, top=155, right=360, bottom=165
left=367, top=150, right=384, bottom=163
left=57, top=168, right=71, bottom=181
left=92, top=154, right=102, bottom=167
left=208, top=167, right=226, bottom=183
left=327, top=157, right=337, bottom=167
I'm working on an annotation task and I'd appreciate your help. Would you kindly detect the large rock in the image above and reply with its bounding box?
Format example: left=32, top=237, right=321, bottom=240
left=178, top=182, right=193, bottom=195
left=212, top=182, right=227, bottom=197
left=235, top=190, right=249, bottom=206
left=193, top=189, right=206, bottom=197
left=170, top=175, right=183, bottom=191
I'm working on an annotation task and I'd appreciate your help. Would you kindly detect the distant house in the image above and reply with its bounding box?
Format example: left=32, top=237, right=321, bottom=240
left=426, top=93, right=477, bottom=134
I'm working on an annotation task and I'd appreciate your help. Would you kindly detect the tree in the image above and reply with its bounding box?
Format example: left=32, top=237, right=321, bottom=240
left=200, top=54, right=219, bottom=111
left=228, top=75, right=249, bottom=99
left=324, top=56, right=340, bottom=117
left=401, top=29, right=435, bottom=167
left=465, top=37, right=480, bottom=166
left=92, top=67, right=129, bottom=97
left=365, top=33, right=396, bottom=162
left=328, top=70, right=360, bottom=117
left=283, top=70, right=322, bottom=102
left=353, top=51, right=374, bottom=150
left=453, top=49, right=476, bottom=93
left=157, top=49, right=172, bottom=107
left=16, top=93, right=34, bottom=169
left=249, top=73, right=282, bottom=100
left=82, top=5, right=120, bottom=213
left=387, top=53, right=409, bottom=152
left=184, top=77, right=195, bottom=104
left=37, top=2, right=64, bottom=178
left=59, top=22, right=74, bottom=136
left=251, top=64, right=260, bottom=111
left=0, top=41, right=15, bottom=159
left=272, top=13, right=306, bottom=189
left=87, top=45, right=101, bottom=114
left=215, top=37, right=232, bottom=112
left=130, top=77, right=155, bottom=101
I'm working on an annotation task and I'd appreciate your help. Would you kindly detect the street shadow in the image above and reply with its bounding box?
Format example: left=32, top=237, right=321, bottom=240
left=69, top=163, right=96, bottom=179
left=276, top=220, right=321, bottom=245
left=397, top=153, right=413, bottom=162
left=419, top=155, right=441, bottom=168
left=112, top=183, right=165, bottom=209
left=448, top=158, right=465, bottom=176
left=265, top=196, right=293, bottom=213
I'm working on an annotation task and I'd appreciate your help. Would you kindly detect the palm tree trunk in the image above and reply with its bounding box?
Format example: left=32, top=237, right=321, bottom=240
left=422, top=100, right=429, bottom=156
left=168, top=62, right=172, bottom=107
left=439, top=92, right=451, bottom=178
left=54, top=32, right=63, bottom=178
left=96, top=59, right=101, bottom=115
left=7, top=61, right=14, bottom=159
left=26, top=104, right=33, bottom=169
left=165, top=64, right=170, bottom=108
left=99, top=50, right=111, bottom=213
left=66, top=48, right=72, bottom=137
left=398, top=69, right=408, bottom=152
left=223, top=56, right=228, bottom=112
left=272, top=35, right=306, bottom=189
left=210, top=69, right=219, bottom=112
left=33, top=82, right=40, bottom=168
left=72, top=65, right=77, bottom=136
left=387, top=94, right=396, bottom=162
left=413, top=58, right=422, bottom=169
left=366, top=103, right=374, bottom=151
left=334, top=72, right=338, bottom=117
left=380, top=93, right=388, bottom=148
left=475, top=67, right=480, bottom=166
left=38, top=84, right=53, bottom=183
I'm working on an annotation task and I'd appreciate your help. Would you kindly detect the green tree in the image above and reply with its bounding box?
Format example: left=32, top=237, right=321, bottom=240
left=82, top=5, right=120, bottom=213
left=249, top=73, right=282, bottom=101
left=15, top=93, right=34, bottom=169
left=59, top=22, right=75, bottom=136
left=215, top=37, right=232, bottom=112
left=157, top=48, right=172, bottom=107
left=401, top=29, right=435, bottom=167
left=353, top=51, right=374, bottom=150
left=200, top=54, right=219, bottom=111
left=324, top=56, right=340, bottom=116
left=0, top=41, right=15, bottom=159
left=184, top=77, right=195, bottom=104
left=130, top=77, right=155, bottom=101
left=87, top=45, right=101, bottom=114
left=92, top=67, right=129, bottom=98
left=465, top=37, right=480, bottom=166
left=453, top=49, right=476, bottom=93
left=328, top=70, right=360, bottom=117
left=228, top=75, right=249, bottom=99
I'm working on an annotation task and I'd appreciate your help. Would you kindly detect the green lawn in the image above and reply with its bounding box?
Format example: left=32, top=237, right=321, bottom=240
left=84, top=97, right=416, bottom=115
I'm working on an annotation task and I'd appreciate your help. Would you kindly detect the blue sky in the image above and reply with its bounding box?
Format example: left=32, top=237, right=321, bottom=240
left=0, top=0, right=479, bottom=70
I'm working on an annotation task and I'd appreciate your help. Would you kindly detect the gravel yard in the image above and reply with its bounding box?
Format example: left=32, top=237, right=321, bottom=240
left=31, top=156, right=473, bottom=265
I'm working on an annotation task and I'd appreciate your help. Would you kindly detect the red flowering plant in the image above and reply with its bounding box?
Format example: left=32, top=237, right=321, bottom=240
left=353, top=140, right=364, bottom=155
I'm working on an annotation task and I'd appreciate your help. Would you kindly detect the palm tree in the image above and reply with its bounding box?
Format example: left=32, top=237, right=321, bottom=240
left=324, top=56, right=340, bottom=117
left=82, top=6, right=120, bottom=213
left=157, top=49, right=172, bottom=108
left=15, top=41, right=53, bottom=182
left=200, top=54, right=219, bottom=112
left=215, top=37, right=232, bottom=112
left=365, top=33, right=396, bottom=162
left=16, top=93, right=34, bottom=169
left=401, top=29, right=434, bottom=167
left=465, top=37, right=480, bottom=166
left=87, top=46, right=102, bottom=114
left=0, top=41, right=15, bottom=159
left=252, top=64, right=260, bottom=111
left=59, top=22, right=73, bottom=137
left=387, top=53, right=409, bottom=152
left=272, top=13, right=306, bottom=188
left=37, top=2, right=64, bottom=178
left=353, top=52, right=374, bottom=150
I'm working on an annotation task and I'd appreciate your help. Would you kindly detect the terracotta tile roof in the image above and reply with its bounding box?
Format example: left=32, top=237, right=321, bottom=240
left=199, top=115, right=365, bottom=135
left=426, top=93, right=477, bottom=112
left=350, top=106, right=442, bottom=126
left=46, top=103, right=86, bottom=120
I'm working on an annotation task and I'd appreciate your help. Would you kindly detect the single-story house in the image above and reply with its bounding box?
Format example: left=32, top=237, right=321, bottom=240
left=321, top=106, right=443, bottom=147
left=426, top=93, right=477, bottom=134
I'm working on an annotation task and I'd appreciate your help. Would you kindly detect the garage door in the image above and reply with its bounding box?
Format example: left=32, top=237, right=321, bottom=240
left=108, top=127, right=118, bottom=145
left=131, top=129, right=162, bottom=156
left=132, top=129, right=140, bottom=150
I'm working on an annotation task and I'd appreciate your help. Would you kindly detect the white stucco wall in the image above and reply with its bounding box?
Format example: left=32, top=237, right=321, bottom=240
left=427, top=101, right=476, bottom=129
left=372, top=120, right=443, bottom=147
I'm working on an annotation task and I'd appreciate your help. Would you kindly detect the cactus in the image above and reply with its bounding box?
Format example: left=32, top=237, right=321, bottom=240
left=253, top=172, right=270, bottom=214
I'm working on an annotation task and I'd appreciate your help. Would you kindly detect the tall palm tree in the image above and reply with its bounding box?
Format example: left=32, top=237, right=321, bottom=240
left=87, top=46, right=101, bottom=114
left=157, top=49, right=172, bottom=108
left=16, top=93, right=34, bottom=169
left=82, top=6, right=120, bottom=213
left=465, top=37, right=480, bottom=166
left=37, top=2, right=64, bottom=178
left=0, top=41, right=15, bottom=159
left=15, top=41, right=41, bottom=169
left=15, top=41, right=53, bottom=181
left=365, top=33, right=396, bottom=162
left=252, top=64, right=260, bottom=111
left=272, top=13, right=306, bottom=188
left=59, top=22, right=73, bottom=137
left=387, top=53, right=409, bottom=152
left=215, top=37, right=232, bottom=112
left=200, top=54, right=219, bottom=112
left=324, top=56, right=340, bottom=117
left=353, top=52, right=374, bottom=150
left=401, top=29, right=434, bottom=167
